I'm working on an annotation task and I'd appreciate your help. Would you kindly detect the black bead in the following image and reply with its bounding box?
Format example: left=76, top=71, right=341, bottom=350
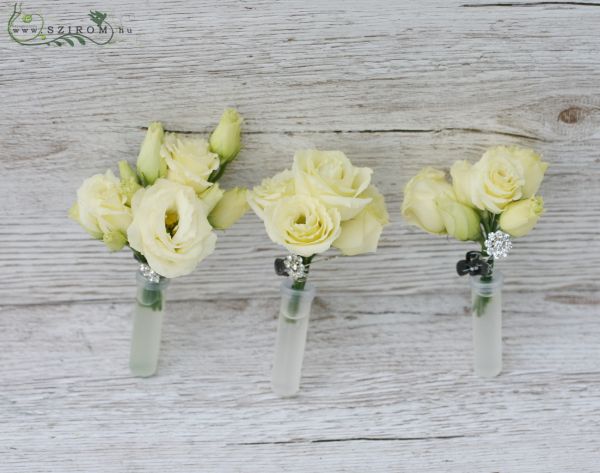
left=456, top=260, right=472, bottom=276
left=274, top=258, right=289, bottom=276
left=465, top=250, right=481, bottom=262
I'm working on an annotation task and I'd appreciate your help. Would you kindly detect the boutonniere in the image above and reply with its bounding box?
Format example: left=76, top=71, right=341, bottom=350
left=248, top=149, right=389, bottom=396
left=70, top=109, right=249, bottom=376
left=402, top=145, right=548, bottom=377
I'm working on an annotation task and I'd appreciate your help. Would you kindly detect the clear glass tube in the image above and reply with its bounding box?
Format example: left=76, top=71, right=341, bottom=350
left=129, top=269, right=169, bottom=377
left=271, top=280, right=317, bottom=397
left=470, top=272, right=503, bottom=378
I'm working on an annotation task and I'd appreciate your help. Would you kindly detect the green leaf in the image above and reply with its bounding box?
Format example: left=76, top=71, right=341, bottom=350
left=75, top=35, right=85, bottom=45
left=55, top=41, right=62, bottom=46
left=64, top=37, right=74, bottom=46
left=131, top=249, right=148, bottom=265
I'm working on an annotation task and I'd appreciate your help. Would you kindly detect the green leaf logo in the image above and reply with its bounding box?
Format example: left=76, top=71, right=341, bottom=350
left=8, top=3, right=116, bottom=47
left=88, top=10, right=107, bottom=28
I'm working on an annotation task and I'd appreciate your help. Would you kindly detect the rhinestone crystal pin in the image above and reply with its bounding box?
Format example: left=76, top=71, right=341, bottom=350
left=484, top=231, right=512, bottom=259
left=275, top=254, right=308, bottom=281
left=139, top=263, right=161, bottom=283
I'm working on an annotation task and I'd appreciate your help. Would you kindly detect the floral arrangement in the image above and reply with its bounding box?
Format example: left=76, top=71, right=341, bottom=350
left=249, top=149, right=389, bottom=395
left=401, top=145, right=548, bottom=314
left=70, top=108, right=248, bottom=285
left=248, top=149, right=389, bottom=298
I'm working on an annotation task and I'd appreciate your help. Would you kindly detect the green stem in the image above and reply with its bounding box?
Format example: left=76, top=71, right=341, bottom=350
left=131, top=248, right=148, bottom=265
left=474, top=213, right=498, bottom=316
left=131, top=248, right=166, bottom=311
left=286, top=255, right=314, bottom=323
left=209, top=162, right=229, bottom=183
left=139, top=286, right=164, bottom=312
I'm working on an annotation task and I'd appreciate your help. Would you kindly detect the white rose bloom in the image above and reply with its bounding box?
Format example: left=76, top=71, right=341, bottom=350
left=499, top=196, right=544, bottom=237
left=293, top=149, right=372, bottom=221
left=435, top=197, right=481, bottom=241
left=70, top=170, right=132, bottom=241
left=401, top=167, right=455, bottom=235
left=247, top=169, right=295, bottom=219
left=450, top=160, right=474, bottom=206
left=161, top=133, right=220, bottom=194
left=127, top=179, right=217, bottom=278
left=469, top=147, right=526, bottom=214
left=503, top=146, right=548, bottom=199
left=333, top=185, right=389, bottom=256
left=263, top=195, right=341, bottom=257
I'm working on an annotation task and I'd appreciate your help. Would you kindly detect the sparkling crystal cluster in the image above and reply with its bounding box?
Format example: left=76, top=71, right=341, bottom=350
left=282, top=254, right=307, bottom=281
left=139, top=263, right=161, bottom=283
left=484, top=231, right=512, bottom=259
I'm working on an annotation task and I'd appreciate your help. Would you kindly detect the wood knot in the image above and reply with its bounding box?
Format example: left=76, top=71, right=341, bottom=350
left=558, top=106, right=585, bottom=124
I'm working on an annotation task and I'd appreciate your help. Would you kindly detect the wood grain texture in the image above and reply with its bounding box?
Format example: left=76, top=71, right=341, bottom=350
left=1, top=294, right=599, bottom=471
left=0, top=131, right=598, bottom=305
left=1, top=0, right=599, bottom=304
left=1, top=0, right=600, bottom=470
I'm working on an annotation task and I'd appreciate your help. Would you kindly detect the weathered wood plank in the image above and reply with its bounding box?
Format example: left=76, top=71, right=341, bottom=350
left=2, top=1, right=600, bottom=469
left=2, top=0, right=599, bottom=304
left=1, top=294, right=598, bottom=471
left=1, top=0, right=600, bottom=139
left=0, top=131, right=598, bottom=305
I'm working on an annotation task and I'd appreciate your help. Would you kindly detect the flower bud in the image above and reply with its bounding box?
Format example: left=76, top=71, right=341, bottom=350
left=102, top=230, right=127, bottom=251
left=401, top=167, right=455, bottom=234
left=198, top=183, right=224, bottom=213
left=499, top=196, right=544, bottom=237
left=435, top=197, right=481, bottom=241
left=118, top=160, right=141, bottom=205
left=208, top=187, right=249, bottom=230
left=136, top=122, right=165, bottom=185
left=209, top=108, right=243, bottom=164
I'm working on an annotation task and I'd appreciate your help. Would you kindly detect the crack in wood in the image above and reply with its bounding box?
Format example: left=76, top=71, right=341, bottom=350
left=142, top=126, right=543, bottom=141
left=234, top=435, right=466, bottom=446
left=462, top=2, right=600, bottom=7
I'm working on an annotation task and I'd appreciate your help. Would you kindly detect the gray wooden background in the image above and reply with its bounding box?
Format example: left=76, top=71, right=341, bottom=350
left=1, top=0, right=599, bottom=471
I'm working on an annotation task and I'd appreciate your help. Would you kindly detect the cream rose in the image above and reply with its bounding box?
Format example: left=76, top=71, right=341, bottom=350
left=293, top=149, right=372, bottom=221
left=70, top=170, right=132, bottom=250
left=499, top=196, right=544, bottom=237
left=333, top=185, right=389, bottom=256
left=503, top=146, right=548, bottom=198
left=401, top=167, right=455, bottom=234
left=127, top=179, right=217, bottom=278
left=469, top=147, right=527, bottom=213
left=435, top=197, right=481, bottom=241
left=263, top=195, right=341, bottom=257
left=450, top=160, right=473, bottom=206
left=247, top=169, right=295, bottom=219
left=161, top=133, right=220, bottom=194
